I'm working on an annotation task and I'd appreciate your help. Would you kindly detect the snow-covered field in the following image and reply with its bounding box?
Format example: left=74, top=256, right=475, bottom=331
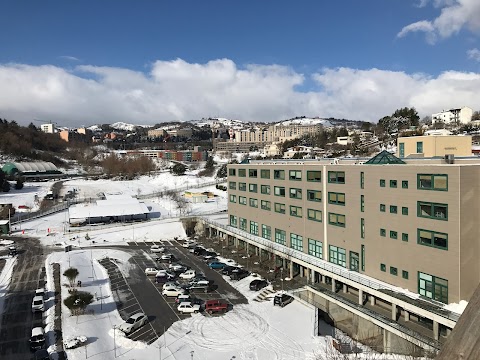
left=0, top=180, right=55, bottom=212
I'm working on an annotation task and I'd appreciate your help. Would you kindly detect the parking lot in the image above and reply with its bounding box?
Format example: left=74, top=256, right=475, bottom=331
left=99, top=239, right=248, bottom=343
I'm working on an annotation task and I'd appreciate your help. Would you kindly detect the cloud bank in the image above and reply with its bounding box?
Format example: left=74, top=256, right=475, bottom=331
left=0, top=59, right=479, bottom=126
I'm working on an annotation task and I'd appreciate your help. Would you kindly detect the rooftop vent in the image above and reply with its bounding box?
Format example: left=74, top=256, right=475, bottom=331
left=444, top=154, right=455, bottom=164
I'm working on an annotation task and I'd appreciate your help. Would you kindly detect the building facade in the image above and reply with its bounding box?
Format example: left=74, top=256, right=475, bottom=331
left=40, top=123, right=55, bottom=133
left=397, top=135, right=472, bottom=158
left=432, top=107, right=473, bottom=125
left=227, top=154, right=480, bottom=304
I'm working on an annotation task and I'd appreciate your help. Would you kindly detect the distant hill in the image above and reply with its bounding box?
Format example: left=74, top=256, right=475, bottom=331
left=275, top=117, right=333, bottom=127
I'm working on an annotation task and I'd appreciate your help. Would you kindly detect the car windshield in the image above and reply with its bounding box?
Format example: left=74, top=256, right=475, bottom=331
left=34, top=300, right=42, bottom=305
left=31, top=335, right=44, bottom=342
left=126, top=318, right=136, bottom=324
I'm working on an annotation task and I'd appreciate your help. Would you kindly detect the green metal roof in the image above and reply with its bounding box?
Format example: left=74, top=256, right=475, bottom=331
left=364, top=150, right=406, bottom=165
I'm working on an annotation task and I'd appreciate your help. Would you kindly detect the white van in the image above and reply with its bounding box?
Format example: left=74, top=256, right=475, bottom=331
left=32, top=296, right=44, bottom=312
left=30, top=327, right=45, bottom=351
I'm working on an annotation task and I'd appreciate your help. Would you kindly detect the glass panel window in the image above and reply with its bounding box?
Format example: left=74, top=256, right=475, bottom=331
left=328, top=213, right=346, bottom=227
left=361, top=218, right=365, bottom=238
left=308, top=239, right=323, bottom=259
left=261, top=185, right=270, bottom=194
left=402, top=207, right=408, bottom=215
left=249, top=183, right=258, bottom=193
left=328, top=171, right=345, bottom=184
left=402, top=233, right=409, bottom=242
left=380, top=228, right=386, bottom=237
left=229, top=168, right=236, bottom=176
left=229, top=181, right=236, bottom=190
left=380, top=263, right=386, bottom=272
left=418, top=201, right=448, bottom=220
left=239, top=218, right=247, bottom=231
left=361, top=195, right=365, bottom=212
left=290, top=205, right=303, bottom=218
left=402, top=270, right=409, bottom=279
left=328, top=192, right=346, bottom=205
left=307, top=190, right=322, bottom=202
left=360, top=172, right=365, bottom=189
left=229, top=194, right=236, bottom=203
left=274, top=203, right=286, bottom=214
left=329, top=245, right=346, bottom=267
left=307, top=171, right=321, bottom=182
left=417, top=174, right=448, bottom=191
left=390, top=205, right=397, bottom=214
left=290, top=233, right=303, bottom=251
left=260, top=169, right=270, bottom=179
left=390, top=230, right=397, bottom=239
left=238, top=169, right=246, bottom=177
left=417, top=229, right=448, bottom=250
left=402, top=180, right=408, bottom=189
left=307, top=209, right=322, bottom=222
left=274, top=170, right=285, bottom=180
left=229, top=215, right=237, bottom=227
left=390, top=180, right=397, bottom=188
left=249, top=169, right=257, bottom=178
left=361, top=245, right=365, bottom=271
left=249, top=221, right=258, bottom=235
left=417, top=141, right=423, bottom=153
left=290, top=188, right=302, bottom=199
left=399, top=143, right=405, bottom=158
left=239, top=196, right=247, bottom=205
left=275, top=229, right=286, bottom=245
left=419, top=272, right=448, bottom=303
left=390, top=266, right=398, bottom=276
left=274, top=186, right=285, bottom=197
left=380, top=204, right=386, bottom=212
left=261, top=200, right=271, bottom=211
left=239, top=182, right=246, bottom=191
left=289, top=170, right=302, bottom=181
left=380, top=179, right=385, bottom=187
left=249, top=198, right=258, bottom=208
left=261, top=224, right=271, bottom=240
left=350, top=252, right=359, bottom=272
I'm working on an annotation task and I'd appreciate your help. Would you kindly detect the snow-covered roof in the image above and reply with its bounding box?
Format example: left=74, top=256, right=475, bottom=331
left=69, top=196, right=149, bottom=220
left=5, top=161, right=58, bottom=173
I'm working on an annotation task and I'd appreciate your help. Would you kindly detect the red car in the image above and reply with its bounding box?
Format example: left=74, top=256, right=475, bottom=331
left=204, top=299, right=228, bottom=314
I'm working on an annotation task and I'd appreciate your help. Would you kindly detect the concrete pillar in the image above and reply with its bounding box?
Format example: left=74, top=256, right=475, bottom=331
left=289, top=261, right=294, bottom=278
left=311, top=269, right=315, bottom=284
left=383, top=330, right=391, bottom=354
left=343, top=284, right=348, bottom=294
left=235, top=237, right=239, bottom=249
left=433, top=320, right=439, bottom=340
left=331, top=278, right=336, bottom=292
left=446, top=327, right=452, bottom=336
left=358, top=289, right=363, bottom=305
left=370, top=296, right=376, bottom=306
left=246, top=242, right=249, bottom=253
left=391, top=303, right=397, bottom=321
left=404, top=310, right=410, bottom=322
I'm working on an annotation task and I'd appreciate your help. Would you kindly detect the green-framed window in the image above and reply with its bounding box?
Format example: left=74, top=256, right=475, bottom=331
left=361, top=218, right=365, bottom=239
left=361, top=245, right=365, bottom=271
left=239, top=196, right=247, bottom=205
left=399, top=143, right=405, bottom=158
left=229, top=215, right=237, bottom=227
left=349, top=251, right=360, bottom=272
left=328, top=171, right=345, bottom=184
left=274, top=170, right=285, bottom=180
left=250, top=221, right=258, bottom=235
left=380, top=179, right=385, bottom=187
left=274, top=186, right=285, bottom=197
left=380, top=228, right=386, bottom=237
left=390, top=266, right=398, bottom=276
left=261, top=200, right=271, bottom=211
left=290, top=233, right=303, bottom=251
left=249, top=183, right=258, bottom=193
left=307, top=190, right=322, bottom=202
left=274, top=203, right=286, bottom=214
left=390, top=205, right=397, bottom=214
left=238, top=169, right=246, bottom=177
left=229, top=194, right=236, bottom=203
left=361, top=195, right=365, bottom=212
left=307, top=171, right=321, bottom=182
left=308, top=239, right=323, bottom=259
left=290, top=205, right=303, bottom=218
left=328, top=213, right=346, bottom=227
left=328, top=192, right=345, bottom=205
left=239, top=217, right=247, bottom=231
left=402, top=233, right=409, bottom=242
left=417, top=201, right=448, bottom=220
left=402, top=207, right=408, bottom=215
left=307, top=209, right=322, bottom=222
left=380, top=263, right=386, bottom=272
left=239, top=182, right=246, bottom=191
left=289, top=170, right=302, bottom=181
left=416, top=141, right=423, bottom=153
left=329, top=245, right=346, bottom=267
left=275, top=228, right=286, bottom=245
left=380, top=204, right=386, bottom=212
left=290, top=188, right=302, bottom=199
left=418, top=229, right=448, bottom=250
left=417, top=174, right=448, bottom=191
left=402, top=180, right=408, bottom=189
left=229, top=181, right=236, bottom=190
left=261, top=184, right=270, bottom=194
left=249, top=169, right=257, bottom=178
left=249, top=198, right=258, bottom=208
left=390, top=180, right=397, bottom=188
left=261, top=224, right=271, bottom=240
left=260, top=169, right=270, bottom=179
left=229, top=168, right=236, bottom=176
left=390, top=230, right=398, bottom=239
left=360, top=172, right=364, bottom=189
left=418, top=272, right=448, bottom=303
left=402, top=270, right=409, bottom=279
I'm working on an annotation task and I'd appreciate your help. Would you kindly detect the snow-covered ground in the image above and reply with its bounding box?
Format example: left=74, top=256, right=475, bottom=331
left=0, top=180, right=55, bottom=212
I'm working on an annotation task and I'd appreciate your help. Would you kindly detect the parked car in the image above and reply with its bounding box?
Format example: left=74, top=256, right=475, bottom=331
left=249, top=279, right=269, bottom=291
left=174, top=294, right=192, bottom=304
left=34, top=349, right=51, bottom=360
left=190, top=297, right=205, bottom=307
left=152, top=255, right=161, bottom=262
left=29, top=327, right=45, bottom=351
left=32, top=296, right=44, bottom=312
left=35, top=288, right=45, bottom=299
left=182, top=241, right=197, bottom=248
left=162, top=286, right=187, bottom=297
left=145, top=267, right=159, bottom=276
left=221, top=266, right=240, bottom=275
left=162, top=281, right=181, bottom=290
left=177, top=302, right=201, bottom=314
left=203, top=299, right=228, bottom=314
left=169, top=263, right=188, bottom=273
left=118, top=313, right=148, bottom=334
left=179, top=269, right=196, bottom=279
left=161, top=254, right=176, bottom=262
left=193, top=247, right=207, bottom=256
left=230, top=269, right=250, bottom=281
left=185, top=280, right=212, bottom=292
left=150, top=245, right=165, bottom=253
left=208, top=261, right=226, bottom=269
left=155, top=271, right=175, bottom=284
left=273, top=293, right=294, bottom=307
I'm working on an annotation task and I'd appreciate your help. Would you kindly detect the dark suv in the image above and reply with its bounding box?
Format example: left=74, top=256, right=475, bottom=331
left=249, top=279, right=268, bottom=291
left=230, top=269, right=249, bottom=281
left=273, top=293, right=293, bottom=307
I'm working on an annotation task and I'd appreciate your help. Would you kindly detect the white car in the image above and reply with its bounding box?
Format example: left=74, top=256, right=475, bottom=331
left=118, top=313, right=148, bottom=334
left=32, top=296, right=44, bottom=312
left=179, top=270, right=196, bottom=279
left=35, top=288, right=45, bottom=299
left=145, top=268, right=159, bottom=276
left=161, top=254, right=175, bottom=261
left=169, top=263, right=187, bottom=272
left=182, top=241, right=197, bottom=248
left=150, top=245, right=165, bottom=253
left=162, top=281, right=180, bottom=290
left=177, top=302, right=201, bottom=314
left=162, top=287, right=186, bottom=297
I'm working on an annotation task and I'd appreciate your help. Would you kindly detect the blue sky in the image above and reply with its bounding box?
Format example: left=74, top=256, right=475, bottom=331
left=0, top=0, right=479, bottom=125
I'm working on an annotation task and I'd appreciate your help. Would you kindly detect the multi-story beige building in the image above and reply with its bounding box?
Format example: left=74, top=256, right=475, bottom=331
left=227, top=151, right=480, bottom=304
left=397, top=135, right=472, bottom=158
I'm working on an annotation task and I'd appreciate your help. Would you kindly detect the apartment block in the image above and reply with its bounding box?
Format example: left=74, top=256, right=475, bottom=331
left=432, top=107, right=473, bottom=125
left=227, top=151, right=480, bottom=304
left=397, top=135, right=472, bottom=158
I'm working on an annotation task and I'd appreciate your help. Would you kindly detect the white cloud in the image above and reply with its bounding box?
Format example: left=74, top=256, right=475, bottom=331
left=398, top=0, right=480, bottom=42
left=467, top=48, right=480, bottom=61
left=59, top=55, right=80, bottom=62
left=0, top=59, right=479, bottom=126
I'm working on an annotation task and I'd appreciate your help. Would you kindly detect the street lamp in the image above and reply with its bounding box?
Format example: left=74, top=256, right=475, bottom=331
left=113, top=325, right=117, bottom=358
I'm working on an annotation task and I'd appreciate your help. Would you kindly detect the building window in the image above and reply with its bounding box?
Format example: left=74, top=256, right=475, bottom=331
left=308, top=239, right=323, bottom=259
left=239, top=196, right=247, bottom=205
left=418, top=229, right=448, bottom=250
left=260, top=184, right=270, bottom=194
left=229, top=168, right=236, bottom=176
left=390, top=231, right=397, bottom=239
left=380, top=263, right=386, bottom=272
left=328, top=171, right=345, bottom=184
left=274, top=170, right=285, bottom=180
left=275, top=229, right=286, bottom=245
left=361, top=218, right=365, bottom=238
left=307, top=190, right=322, bottom=202
left=261, top=200, right=271, bottom=211
left=261, top=224, right=271, bottom=240
left=361, top=195, right=365, bottom=212
left=249, top=169, right=257, bottom=178
left=238, top=169, right=246, bottom=177
left=417, top=174, right=448, bottom=191
left=328, top=192, right=345, bottom=205
left=360, top=172, right=364, bottom=189
left=329, top=245, right=346, bottom=267
left=239, top=218, right=247, bottom=231
left=390, top=205, right=397, bottom=214
left=402, top=180, right=408, bottom=189
left=290, top=188, right=302, bottom=199
left=274, top=186, right=285, bottom=197
left=229, top=215, right=237, bottom=227
left=390, top=180, right=397, bottom=188
left=307, top=209, right=322, bottom=222
left=229, top=181, right=236, bottom=190
left=249, top=198, right=258, bottom=208
left=361, top=245, right=365, bottom=271
left=290, top=205, right=303, bottom=218
left=416, top=141, right=423, bottom=153
left=307, top=171, right=321, bottom=182
left=402, top=270, right=409, bottom=279
left=380, top=204, right=386, bottom=212
left=350, top=252, right=360, bottom=272
left=250, top=221, right=259, bottom=235
left=418, top=201, right=448, bottom=220
left=289, top=170, right=302, bottom=181
left=274, top=203, right=286, bottom=214
left=328, top=213, right=346, bottom=227
left=239, top=182, right=246, bottom=191
left=402, top=233, right=409, bottom=242
left=380, top=179, right=385, bottom=187
left=249, top=184, right=258, bottom=193
left=399, top=143, right=405, bottom=158
left=402, top=207, right=408, bottom=215
left=418, top=272, right=448, bottom=303
left=380, top=228, right=386, bottom=237
left=290, top=233, right=303, bottom=251
left=390, top=266, right=398, bottom=276
left=261, top=169, right=270, bottom=179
